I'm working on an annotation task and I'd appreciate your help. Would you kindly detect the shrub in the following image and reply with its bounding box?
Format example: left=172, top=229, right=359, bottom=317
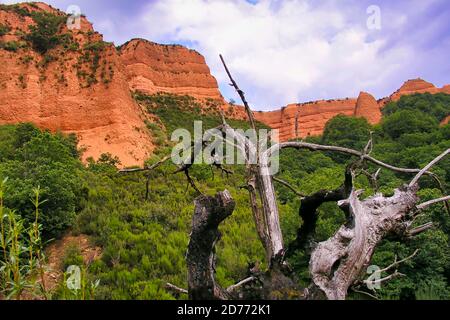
left=0, top=41, right=27, bottom=52
left=24, top=12, right=66, bottom=53
left=62, top=244, right=84, bottom=271
left=0, top=23, right=11, bottom=36
left=83, top=41, right=107, bottom=52
left=0, top=124, right=84, bottom=239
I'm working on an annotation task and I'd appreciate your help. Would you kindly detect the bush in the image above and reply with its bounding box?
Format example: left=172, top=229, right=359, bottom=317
left=0, top=23, right=11, bottom=36
left=83, top=41, right=108, bottom=52
left=0, top=124, right=84, bottom=239
left=0, top=41, right=27, bottom=52
left=62, top=244, right=84, bottom=271
left=24, top=12, right=66, bottom=53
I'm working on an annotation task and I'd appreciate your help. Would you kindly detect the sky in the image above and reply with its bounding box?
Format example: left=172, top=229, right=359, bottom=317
left=2, top=0, right=450, bottom=110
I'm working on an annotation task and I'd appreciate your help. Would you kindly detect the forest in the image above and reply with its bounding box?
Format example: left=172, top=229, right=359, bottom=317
left=0, top=92, right=449, bottom=300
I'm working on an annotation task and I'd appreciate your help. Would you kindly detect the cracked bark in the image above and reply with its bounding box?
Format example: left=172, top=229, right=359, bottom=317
left=186, top=190, right=235, bottom=300
left=309, top=185, right=420, bottom=300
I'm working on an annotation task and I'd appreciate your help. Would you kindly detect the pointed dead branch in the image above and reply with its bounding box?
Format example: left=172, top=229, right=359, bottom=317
left=407, top=223, right=434, bottom=237
left=165, top=283, right=188, bottom=295
left=362, top=250, right=418, bottom=289
left=416, top=195, right=450, bottom=210
left=273, top=177, right=305, bottom=198
left=374, top=249, right=418, bottom=275
left=362, top=131, right=374, bottom=157
left=359, top=168, right=381, bottom=192
left=183, top=169, right=202, bottom=195
left=409, top=149, right=449, bottom=187
left=118, top=155, right=172, bottom=173
left=219, top=54, right=257, bottom=131
left=219, top=58, right=285, bottom=262
left=226, top=277, right=257, bottom=294
left=269, top=141, right=436, bottom=176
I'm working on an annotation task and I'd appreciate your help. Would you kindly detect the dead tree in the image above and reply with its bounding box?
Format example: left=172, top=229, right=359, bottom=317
left=179, top=56, right=449, bottom=300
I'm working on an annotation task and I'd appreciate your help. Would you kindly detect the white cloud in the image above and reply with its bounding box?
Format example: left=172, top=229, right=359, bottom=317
left=2, top=0, right=446, bottom=109
left=137, top=0, right=420, bottom=109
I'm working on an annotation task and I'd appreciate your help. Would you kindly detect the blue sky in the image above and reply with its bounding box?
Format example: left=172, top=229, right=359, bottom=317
left=2, top=0, right=449, bottom=110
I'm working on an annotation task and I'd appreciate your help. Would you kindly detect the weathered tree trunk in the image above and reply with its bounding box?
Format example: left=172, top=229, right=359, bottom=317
left=186, top=190, right=235, bottom=300
left=309, top=185, right=419, bottom=300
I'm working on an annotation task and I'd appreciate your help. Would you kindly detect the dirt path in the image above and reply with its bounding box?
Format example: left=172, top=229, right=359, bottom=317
left=42, top=234, right=102, bottom=293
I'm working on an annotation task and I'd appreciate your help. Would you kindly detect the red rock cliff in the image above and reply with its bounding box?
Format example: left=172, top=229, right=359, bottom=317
left=119, top=39, right=224, bottom=101
left=384, top=78, right=450, bottom=104
left=1, top=2, right=448, bottom=161
left=254, top=79, right=449, bottom=142
left=254, top=99, right=357, bottom=140
left=0, top=3, right=153, bottom=166
left=354, top=92, right=382, bottom=124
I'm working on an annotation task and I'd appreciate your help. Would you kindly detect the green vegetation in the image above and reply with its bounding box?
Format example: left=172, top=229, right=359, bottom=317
left=24, top=12, right=67, bottom=54
left=0, top=41, right=27, bottom=52
left=0, top=93, right=448, bottom=300
left=0, top=124, right=83, bottom=239
left=62, top=244, right=84, bottom=271
left=135, top=92, right=269, bottom=135
left=0, top=4, right=32, bottom=17
left=75, top=41, right=113, bottom=87
left=0, top=23, right=11, bottom=36
left=0, top=183, right=48, bottom=299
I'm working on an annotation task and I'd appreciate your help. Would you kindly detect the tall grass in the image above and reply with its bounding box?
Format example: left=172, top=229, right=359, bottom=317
left=0, top=179, right=48, bottom=299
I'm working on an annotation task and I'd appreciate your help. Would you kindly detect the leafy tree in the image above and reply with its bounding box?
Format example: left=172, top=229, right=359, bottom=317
left=382, top=110, right=438, bottom=139
left=0, top=125, right=84, bottom=239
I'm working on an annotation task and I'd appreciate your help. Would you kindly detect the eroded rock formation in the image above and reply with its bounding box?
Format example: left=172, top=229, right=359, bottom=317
left=0, top=3, right=448, bottom=164
left=254, top=80, right=449, bottom=142
left=0, top=2, right=153, bottom=167
left=119, top=39, right=224, bottom=101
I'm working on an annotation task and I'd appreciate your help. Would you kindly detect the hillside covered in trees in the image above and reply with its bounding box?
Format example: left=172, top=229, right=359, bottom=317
left=0, top=92, right=449, bottom=300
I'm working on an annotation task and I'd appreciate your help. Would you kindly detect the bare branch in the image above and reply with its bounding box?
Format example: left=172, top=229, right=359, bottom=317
left=213, top=162, right=234, bottom=177
left=362, top=131, right=374, bottom=157
left=365, top=271, right=405, bottom=286
left=407, top=223, right=434, bottom=237
left=417, top=195, right=450, bottom=210
left=165, top=283, right=188, bottom=295
left=183, top=169, right=202, bottom=195
left=351, top=288, right=379, bottom=300
left=428, top=173, right=450, bottom=215
left=226, top=277, right=257, bottom=293
left=273, top=177, right=305, bottom=198
left=410, top=149, right=449, bottom=187
left=376, top=249, right=419, bottom=274
left=219, top=54, right=257, bottom=131
left=359, top=168, right=381, bottom=192
left=269, top=141, right=435, bottom=176
left=118, top=155, right=171, bottom=173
